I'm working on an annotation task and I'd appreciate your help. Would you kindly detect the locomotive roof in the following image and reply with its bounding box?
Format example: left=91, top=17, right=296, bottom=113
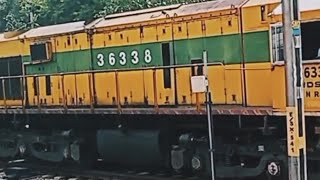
left=0, top=31, right=24, bottom=42
left=3, top=0, right=301, bottom=41
left=273, top=0, right=320, bottom=14
left=104, top=4, right=181, bottom=20
left=242, top=0, right=280, bottom=7
left=173, top=0, right=246, bottom=15
left=0, top=34, right=15, bottom=42
left=18, top=21, right=86, bottom=39
left=88, top=0, right=247, bottom=29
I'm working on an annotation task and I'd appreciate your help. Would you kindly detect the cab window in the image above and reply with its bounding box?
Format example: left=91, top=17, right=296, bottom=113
left=270, top=21, right=320, bottom=62
left=270, top=24, right=284, bottom=63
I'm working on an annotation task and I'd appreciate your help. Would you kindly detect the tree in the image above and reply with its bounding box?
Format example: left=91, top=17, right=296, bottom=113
left=0, top=0, right=213, bottom=32
left=0, top=0, right=47, bottom=31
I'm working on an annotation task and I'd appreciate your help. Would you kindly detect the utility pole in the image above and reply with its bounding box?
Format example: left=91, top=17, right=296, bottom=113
left=203, top=51, right=216, bottom=180
left=282, top=0, right=307, bottom=179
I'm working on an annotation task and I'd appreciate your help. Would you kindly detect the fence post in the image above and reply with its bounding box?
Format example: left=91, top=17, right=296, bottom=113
left=36, top=76, right=40, bottom=112
left=20, top=77, right=25, bottom=113
left=153, top=69, right=159, bottom=112
left=115, top=71, right=121, bottom=113
left=61, top=75, right=67, bottom=112
left=88, top=73, right=94, bottom=113
left=2, top=79, right=7, bottom=112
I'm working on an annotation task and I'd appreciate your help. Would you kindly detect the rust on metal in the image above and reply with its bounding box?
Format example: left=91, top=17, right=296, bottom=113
left=0, top=105, right=279, bottom=116
left=196, top=93, right=201, bottom=112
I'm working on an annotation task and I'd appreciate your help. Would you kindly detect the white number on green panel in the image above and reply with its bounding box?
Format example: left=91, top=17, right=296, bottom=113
left=97, top=49, right=153, bottom=67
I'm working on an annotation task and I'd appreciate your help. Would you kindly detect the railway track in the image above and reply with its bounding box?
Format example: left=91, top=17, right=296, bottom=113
left=0, top=159, right=298, bottom=180
left=0, top=159, right=205, bottom=180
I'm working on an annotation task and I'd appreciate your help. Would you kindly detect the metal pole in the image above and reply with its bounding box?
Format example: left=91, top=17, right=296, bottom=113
left=22, top=62, right=30, bottom=109
left=282, top=0, right=307, bottom=179
left=203, top=51, right=216, bottom=180
left=292, top=0, right=308, bottom=179
left=283, top=1, right=300, bottom=179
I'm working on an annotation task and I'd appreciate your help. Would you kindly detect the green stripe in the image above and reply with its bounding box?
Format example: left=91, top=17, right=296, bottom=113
left=24, top=31, right=271, bottom=75
left=174, top=31, right=270, bottom=64
left=243, top=31, right=270, bottom=62
left=174, top=34, right=242, bottom=64
left=23, top=50, right=91, bottom=74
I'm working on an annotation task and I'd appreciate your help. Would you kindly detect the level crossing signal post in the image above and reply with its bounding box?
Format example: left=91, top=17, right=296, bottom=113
left=190, top=51, right=216, bottom=180
left=282, top=0, right=307, bottom=179
left=203, top=51, right=216, bottom=180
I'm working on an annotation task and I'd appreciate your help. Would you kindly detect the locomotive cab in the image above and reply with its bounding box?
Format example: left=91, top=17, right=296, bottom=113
left=270, top=2, right=320, bottom=111
left=269, top=1, right=320, bottom=178
left=271, top=20, right=320, bottom=62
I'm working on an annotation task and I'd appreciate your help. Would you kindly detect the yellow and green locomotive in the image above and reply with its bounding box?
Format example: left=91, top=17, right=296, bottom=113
left=0, top=0, right=320, bottom=179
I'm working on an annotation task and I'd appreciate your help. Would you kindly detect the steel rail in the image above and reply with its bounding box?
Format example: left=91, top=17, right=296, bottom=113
left=4, top=160, right=202, bottom=180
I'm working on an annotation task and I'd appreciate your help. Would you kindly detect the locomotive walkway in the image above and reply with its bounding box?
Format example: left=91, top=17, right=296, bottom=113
left=0, top=105, right=319, bottom=117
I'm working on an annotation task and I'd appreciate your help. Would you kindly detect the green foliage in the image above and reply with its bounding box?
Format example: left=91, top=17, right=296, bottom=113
left=0, top=0, right=212, bottom=32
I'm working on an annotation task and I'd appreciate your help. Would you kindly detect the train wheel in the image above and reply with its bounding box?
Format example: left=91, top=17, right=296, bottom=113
left=73, top=133, right=97, bottom=169
left=265, top=157, right=288, bottom=180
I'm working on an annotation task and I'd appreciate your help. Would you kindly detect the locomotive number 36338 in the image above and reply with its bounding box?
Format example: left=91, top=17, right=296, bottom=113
left=97, top=49, right=152, bottom=67
left=304, top=66, right=320, bottom=78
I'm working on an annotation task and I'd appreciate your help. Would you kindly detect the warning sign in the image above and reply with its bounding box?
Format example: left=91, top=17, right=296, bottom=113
left=292, top=20, right=301, bottom=28
left=292, top=20, right=301, bottom=37
left=286, top=107, right=300, bottom=157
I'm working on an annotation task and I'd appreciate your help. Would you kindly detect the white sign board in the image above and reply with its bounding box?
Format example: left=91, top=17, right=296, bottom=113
left=191, top=76, right=207, bottom=93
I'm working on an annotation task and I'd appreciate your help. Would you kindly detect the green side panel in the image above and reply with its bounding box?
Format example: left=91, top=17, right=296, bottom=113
left=174, top=34, right=242, bottom=64
left=24, top=57, right=59, bottom=75
left=23, top=31, right=270, bottom=75
left=243, top=31, right=270, bottom=63
left=174, top=38, right=205, bottom=64
left=24, top=50, right=91, bottom=75
left=206, top=34, right=242, bottom=64
left=92, top=43, right=162, bottom=70
left=56, top=50, right=91, bottom=72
